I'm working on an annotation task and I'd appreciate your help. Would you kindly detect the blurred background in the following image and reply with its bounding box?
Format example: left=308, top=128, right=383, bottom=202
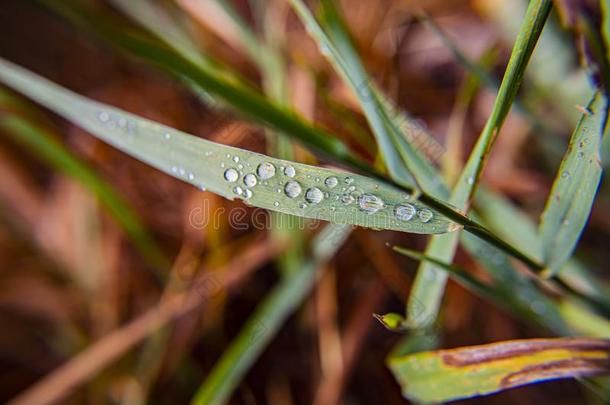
left=0, top=0, right=608, bottom=404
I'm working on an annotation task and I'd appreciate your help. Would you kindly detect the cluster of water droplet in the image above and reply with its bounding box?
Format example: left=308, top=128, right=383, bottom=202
left=219, top=158, right=436, bottom=225
left=96, top=110, right=137, bottom=135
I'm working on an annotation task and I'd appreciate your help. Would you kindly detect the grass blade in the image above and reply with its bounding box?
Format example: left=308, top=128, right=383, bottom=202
left=0, top=58, right=459, bottom=234
left=191, top=224, right=351, bottom=405
left=389, top=338, right=610, bottom=403
left=407, top=0, right=552, bottom=327
left=539, top=92, right=607, bottom=277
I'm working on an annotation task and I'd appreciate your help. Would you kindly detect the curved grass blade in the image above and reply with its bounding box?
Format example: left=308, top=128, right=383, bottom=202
left=389, top=338, right=610, bottom=404
left=539, top=92, right=607, bottom=278
left=0, top=58, right=459, bottom=235
left=0, top=103, right=169, bottom=273
left=191, top=224, right=351, bottom=405
left=406, top=0, right=552, bottom=327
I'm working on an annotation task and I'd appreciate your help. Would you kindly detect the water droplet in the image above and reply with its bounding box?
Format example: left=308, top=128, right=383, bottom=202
left=164, top=133, right=171, bottom=140
left=299, top=203, right=307, bottom=209
left=466, top=176, right=474, bottom=185
left=188, top=173, right=195, bottom=181
left=233, top=156, right=240, bottom=163
left=358, top=194, right=384, bottom=214
left=315, top=177, right=320, bottom=182
left=179, top=168, right=186, bottom=176
left=224, top=168, right=239, bottom=182
left=226, top=153, right=231, bottom=159
left=171, top=166, right=178, bottom=173
left=220, top=162, right=225, bottom=168
left=345, top=177, right=354, bottom=185
left=330, top=206, right=336, bottom=211
left=305, top=187, right=324, bottom=204
left=325, top=176, right=338, bottom=188
left=341, top=194, right=354, bottom=205
left=561, top=171, right=570, bottom=179
left=395, top=204, right=416, bottom=221
left=205, top=151, right=212, bottom=157
left=578, top=151, right=585, bottom=158
left=418, top=208, right=433, bottom=223
left=284, top=181, right=302, bottom=198
left=244, top=189, right=253, bottom=199
left=284, top=166, right=296, bottom=177
left=347, top=185, right=356, bottom=192
left=243, top=173, right=257, bottom=187
left=257, top=162, right=276, bottom=179
left=237, top=164, right=243, bottom=170
left=274, top=201, right=280, bottom=207
left=233, top=186, right=243, bottom=195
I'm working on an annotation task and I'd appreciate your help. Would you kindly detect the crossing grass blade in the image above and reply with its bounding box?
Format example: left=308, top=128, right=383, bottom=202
left=538, top=92, right=607, bottom=278
left=389, top=337, right=610, bottom=404
left=0, top=58, right=459, bottom=235
left=190, top=224, right=351, bottom=405
left=0, top=90, right=169, bottom=273
left=406, top=0, right=552, bottom=328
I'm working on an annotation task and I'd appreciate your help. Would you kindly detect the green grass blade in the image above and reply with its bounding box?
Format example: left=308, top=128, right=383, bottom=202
left=389, top=338, right=610, bottom=404
left=407, top=0, right=552, bottom=327
left=0, top=93, right=169, bottom=273
left=539, top=92, right=607, bottom=277
left=0, top=58, right=459, bottom=235
left=190, top=224, right=351, bottom=405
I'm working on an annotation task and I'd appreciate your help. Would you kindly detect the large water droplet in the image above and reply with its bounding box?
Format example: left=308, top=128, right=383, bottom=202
left=395, top=204, right=416, bottom=221
left=418, top=208, right=433, bottom=223
left=284, top=181, right=302, bottom=198
left=325, top=176, right=338, bottom=188
left=358, top=194, right=384, bottom=214
left=243, top=173, right=257, bottom=187
left=284, top=166, right=296, bottom=178
left=224, top=168, right=239, bottom=182
left=305, top=187, right=324, bottom=204
left=257, top=162, right=276, bottom=179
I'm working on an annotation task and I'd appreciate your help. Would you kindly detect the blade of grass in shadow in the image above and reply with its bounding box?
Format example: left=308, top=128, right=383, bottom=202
left=190, top=224, right=351, bottom=405
left=538, top=92, right=607, bottom=278
left=0, top=89, right=169, bottom=274
left=406, top=0, right=552, bottom=328
left=0, top=57, right=459, bottom=234
left=389, top=337, right=610, bottom=404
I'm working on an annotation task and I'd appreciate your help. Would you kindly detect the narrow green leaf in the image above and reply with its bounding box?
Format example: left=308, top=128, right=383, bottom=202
left=0, top=58, right=459, bottom=235
left=191, top=224, right=351, bottom=405
left=539, top=92, right=607, bottom=277
left=389, top=338, right=610, bottom=404
left=407, top=0, right=552, bottom=327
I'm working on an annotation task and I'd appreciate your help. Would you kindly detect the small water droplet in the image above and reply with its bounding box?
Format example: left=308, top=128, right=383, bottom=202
left=244, top=189, right=253, bottom=199
left=237, top=164, right=244, bottom=170
left=274, top=201, right=280, bottom=207
left=97, top=111, right=110, bottom=122
left=284, top=181, right=302, bottom=198
left=561, top=171, right=570, bottom=179
left=325, top=176, right=338, bottom=188
left=395, top=204, right=416, bottom=221
left=226, top=153, right=231, bottom=159
left=341, top=194, right=354, bottom=205
left=358, top=194, right=384, bottom=214
left=224, top=168, right=239, bottom=182
left=243, top=173, right=257, bottom=187
left=257, top=162, right=276, bottom=179
left=418, top=208, right=433, bottom=223
left=220, top=162, right=225, bottom=168
left=299, top=203, right=307, bottom=209
left=179, top=168, right=186, bottom=176
left=276, top=187, right=282, bottom=193
left=233, top=156, right=240, bottom=163
left=345, top=177, right=354, bottom=185
left=305, top=187, right=324, bottom=204
left=330, top=206, right=336, bottom=211
left=164, top=133, right=171, bottom=140
left=347, top=185, right=356, bottom=192
left=315, top=177, right=320, bottom=182
left=205, top=151, right=212, bottom=157
left=578, top=151, right=585, bottom=158
left=233, top=186, right=243, bottom=195
left=466, top=176, right=474, bottom=185
left=284, top=166, right=296, bottom=177
left=171, top=166, right=178, bottom=173
left=188, top=173, right=195, bottom=181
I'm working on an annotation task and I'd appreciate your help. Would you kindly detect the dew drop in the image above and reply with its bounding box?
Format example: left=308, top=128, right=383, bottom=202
left=179, top=168, right=186, bottom=176
left=224, top=168, right=239, bottom=182
left=325, top=176, right=338, bottom=188
left=233, top=186, right=243, bottom=195
left=466, top=176, right=474, bottom=185
left=274, top=201, right=280, bottom=207
left=418, top=208, right=433, bottom=223
left=561, top=171, right=570, bottom=179
left=395, top=204, right=416, bottom=221
left=347, top=185, right=356, bottom=192
left=345, top=177, right=354, bottom=185
left=233, top=156, right=240, bottom=163
left=164, top=133, right=171, bottom=140
left=97, top=111, right=110, bottom=122
left=188, top=173, right=195, bottom=181
left=257, top=162, right=276, bottom=179
left=244, top=189, right=253, bottom=199
left=299, top=203, right=307, bottom=209
left=305, top=187, right=324, bottom=204
left=171, top=166, right=178, bottom=173
left=358, top=194, right=384, bottom=214
left=341, top=194, right=355, bottom=205
left=284, top=181, right=302, bottom=198
left=243, top=173, right=258, bottom=187
left=284, top=166, right=296, bottom=178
